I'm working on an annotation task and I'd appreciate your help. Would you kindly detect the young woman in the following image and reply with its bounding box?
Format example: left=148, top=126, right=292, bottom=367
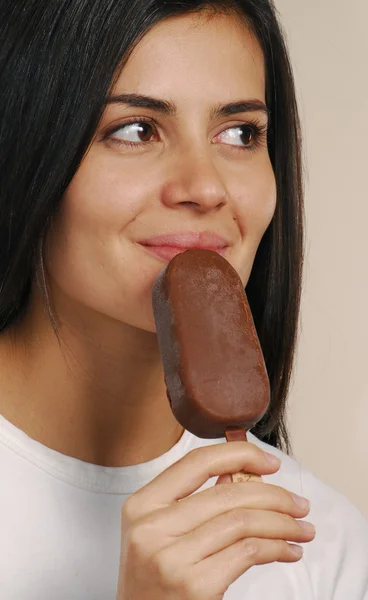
left=0, top=1, right=367, bottom=598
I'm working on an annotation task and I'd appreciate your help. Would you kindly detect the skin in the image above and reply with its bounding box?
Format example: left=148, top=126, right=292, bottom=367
left=0, top=11, right=276, bottom=467
left=117, top=443, right=314, bottom=599
left=0, top=13, right=316, bottom=596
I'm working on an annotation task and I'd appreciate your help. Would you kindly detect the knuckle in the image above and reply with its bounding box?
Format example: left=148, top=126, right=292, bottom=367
left=214, top=482, right=235, bottom=508
left=152, top=548, right=182, bottom=587
left=241, top=537, right=261, bottom=564
left=153, top=552, right=205, bottom=600
left=286, top=490, right=299, bottom=506
left=185, top=447, right=206, bottom=471
left=272, top=485, right=286, bottom=501
left=186, top=447, right=201, bottom=462
left=275, top=539, right=289, bottom=558
left=229, top=507, right=251, bottom=527
left=126, top=523, right=151, bottom=559
left=188, top=446, right=212, bottom=472
left=181, top=578, right=204, bottom=600
left=279, top=512, right=295, bottom=529
left=271, top=485, right=292, bottom=509
left=121, top=497, right=138, bottom=525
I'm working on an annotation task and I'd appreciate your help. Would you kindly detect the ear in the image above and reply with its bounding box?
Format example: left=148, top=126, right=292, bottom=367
left=215, top=474, right=232, bottom=485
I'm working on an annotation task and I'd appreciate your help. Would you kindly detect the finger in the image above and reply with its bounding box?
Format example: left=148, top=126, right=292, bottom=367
left=131, top=442, right=281, bottom=510
left=216, top=474, right=232, bottom=485
left=194, top=538, right=305, bottom=596
left=141, top=482, right=310, bottom=538
left=176, top=508, right=315, bottom=563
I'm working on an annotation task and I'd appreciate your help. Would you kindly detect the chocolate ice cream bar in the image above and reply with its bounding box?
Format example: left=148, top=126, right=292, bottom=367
left=152, top=249, right=270, bottom=481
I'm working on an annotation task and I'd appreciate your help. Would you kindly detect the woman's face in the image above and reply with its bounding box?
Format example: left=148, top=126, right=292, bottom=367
left=45, top=11, right=276, bottom=333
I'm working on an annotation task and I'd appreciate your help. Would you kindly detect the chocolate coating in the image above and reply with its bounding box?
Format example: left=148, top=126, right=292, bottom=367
left=152, top=249, right=270, bottom=439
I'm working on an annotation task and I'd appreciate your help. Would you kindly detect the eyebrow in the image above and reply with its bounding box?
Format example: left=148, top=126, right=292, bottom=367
left=105, top=93, right=269, bottom=120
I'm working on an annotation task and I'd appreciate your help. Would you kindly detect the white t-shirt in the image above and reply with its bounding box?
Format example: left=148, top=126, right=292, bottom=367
left=0, top=412, right=367, bottom=599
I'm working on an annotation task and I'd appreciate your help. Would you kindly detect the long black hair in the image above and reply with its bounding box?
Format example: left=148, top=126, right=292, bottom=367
left=0, top=0, right=304, bottom=453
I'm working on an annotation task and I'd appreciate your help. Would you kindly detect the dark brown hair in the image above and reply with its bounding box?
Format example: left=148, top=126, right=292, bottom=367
left=0, top=0, right=303, bottom=452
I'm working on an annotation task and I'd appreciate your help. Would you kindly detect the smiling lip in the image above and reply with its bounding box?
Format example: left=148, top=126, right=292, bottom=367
left=139, top=231, right=230, bottom=262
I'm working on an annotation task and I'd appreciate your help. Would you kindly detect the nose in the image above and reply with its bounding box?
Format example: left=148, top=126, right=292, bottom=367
left=161, top=149, right=229, bottom=213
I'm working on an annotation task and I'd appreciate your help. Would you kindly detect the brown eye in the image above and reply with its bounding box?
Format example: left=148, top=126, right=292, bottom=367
left=217, top=125, right=254, bottom=147
left=112, top=121, right=155, bottom=143
left=239, top=125, right=254, bottom=146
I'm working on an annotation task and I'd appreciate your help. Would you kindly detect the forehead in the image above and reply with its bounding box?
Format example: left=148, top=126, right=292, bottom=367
left=113, top=11, right=266, bottom=104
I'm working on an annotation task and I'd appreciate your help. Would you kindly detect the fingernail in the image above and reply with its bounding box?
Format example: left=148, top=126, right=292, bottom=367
left=299, top=521, right=315, bottom=535
left=264, top=452, right=281, bottom=466
left=292, top=493, right=310, bottom=510
left=290, top=544, right=304, bottom=558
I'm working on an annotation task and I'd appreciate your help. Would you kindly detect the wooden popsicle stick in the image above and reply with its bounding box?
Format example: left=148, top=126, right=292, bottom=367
left=225, top=428, right=263, bottom=483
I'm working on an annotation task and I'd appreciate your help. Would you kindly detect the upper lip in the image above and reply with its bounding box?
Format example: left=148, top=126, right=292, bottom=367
left=140, top=231, right=230, bottom=249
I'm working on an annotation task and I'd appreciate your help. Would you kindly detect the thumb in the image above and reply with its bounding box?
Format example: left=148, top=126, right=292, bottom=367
left=215, top=473, right=233, bottom=485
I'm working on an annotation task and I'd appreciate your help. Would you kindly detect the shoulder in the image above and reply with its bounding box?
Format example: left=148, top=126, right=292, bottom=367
left=189, top=432, right=368, bottom=596
left=249, top=432, right=368, bottom=597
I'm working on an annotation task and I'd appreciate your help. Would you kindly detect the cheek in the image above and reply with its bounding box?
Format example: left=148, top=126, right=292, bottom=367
left=231, top=163, right=276, bottom=283
left=236, top=166, right=277, bottom=239
left=42, top=160, right=128, bottom=303
left=42, top=155, right=164, bottom=332
left=46, top=150, right=160, bottom=275
left=61, top=160, right=142, bottom=230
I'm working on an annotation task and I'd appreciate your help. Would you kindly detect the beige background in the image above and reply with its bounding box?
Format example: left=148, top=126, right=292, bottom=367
left=273, top=0, right=368, bottom=517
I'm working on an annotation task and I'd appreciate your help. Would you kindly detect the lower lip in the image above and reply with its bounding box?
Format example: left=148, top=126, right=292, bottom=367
left=140, top=245, right=227, bottom=262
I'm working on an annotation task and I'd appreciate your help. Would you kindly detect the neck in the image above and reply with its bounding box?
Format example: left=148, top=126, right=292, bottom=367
left=0, top=286, right=184, bottom=467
